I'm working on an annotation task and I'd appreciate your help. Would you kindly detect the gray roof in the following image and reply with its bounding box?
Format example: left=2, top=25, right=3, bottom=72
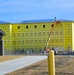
left=21, top=19, right=73, bottom=23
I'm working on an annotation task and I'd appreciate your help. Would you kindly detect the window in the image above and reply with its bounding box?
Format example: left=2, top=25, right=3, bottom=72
left=18, top=33, right=20, bottom=37
left=26, top=33, right=29, bottom=37
left=38, top=32, right=41, bottom=36
left=30, top=33, right=33, bottom=36
left=18, top=26, right=20, bottom=29
left=43, top=25, right=45, bottom=28
left=34, top=40, right=37, bottom=43
left=47, top=32, right=50, bottom=35
left=52, top=32, right=54, bottom=35
left=43, top=32, right=46, bottom=36
left=51, top=39, right=54, bottom=43
left=18, top=41, right=21, bottom=44
left=30, top=40, right=33, bottom=44
left=26, top=40, right=29, bottom=44
left=22, top=33, right=24, bottom=37
left=13, top=33, right=16, bottom=37
left=35, top=25, right=37, bottom=28
left=60, top=31, right=63, bottom=35
left=13, top=41, right=16, bottom=44
left=26, top=26, right=28, bottom=29
left=34, top=32, right=37, bottom=36
left=39, top=40, right=42, bottom=43
left=43, top=40, right=46, bottom=43
left=60, top=39, right=64, bottom=43
left=55, top=31, right=59, bottom=35
left=22, top=41, right=24, bottom=44
left=56, top=39, right=58, bottom=42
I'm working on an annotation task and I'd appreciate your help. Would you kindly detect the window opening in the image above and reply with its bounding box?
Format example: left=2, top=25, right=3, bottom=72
left=35, top=25, right=37, bottom=28
left=18, top=26, right=20, bottom=29
left=26, top=26, right=28, bottom=29
left=43, top=25, right=45, bottom=28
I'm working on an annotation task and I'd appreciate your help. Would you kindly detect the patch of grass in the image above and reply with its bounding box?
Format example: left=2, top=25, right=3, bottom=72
left=0, top=55, right=24, bottom=62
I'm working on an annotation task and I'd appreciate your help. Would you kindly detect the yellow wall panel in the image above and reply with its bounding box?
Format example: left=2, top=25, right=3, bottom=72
left=0, top=21, right=73, bottom=52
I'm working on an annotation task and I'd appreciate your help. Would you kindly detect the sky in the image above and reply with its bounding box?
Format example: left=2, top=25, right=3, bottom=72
left=0, top=0, right=74, bottom=23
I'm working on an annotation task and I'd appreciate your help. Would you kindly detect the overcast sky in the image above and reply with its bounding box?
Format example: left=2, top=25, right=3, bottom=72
left=0, top=0, right=74, bottom=23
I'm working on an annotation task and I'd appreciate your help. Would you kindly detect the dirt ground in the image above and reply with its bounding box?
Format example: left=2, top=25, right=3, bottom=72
left=5, top=55, right=74, bottom=75
left=0, top=55, right=24, bottom=62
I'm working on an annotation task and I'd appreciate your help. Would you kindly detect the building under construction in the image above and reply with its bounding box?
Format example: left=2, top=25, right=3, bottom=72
left=0, top=19, right=74, bottom=54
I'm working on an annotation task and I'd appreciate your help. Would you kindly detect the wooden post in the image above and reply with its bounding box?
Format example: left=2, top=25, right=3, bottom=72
left=48, top=50, right=55, bottom=75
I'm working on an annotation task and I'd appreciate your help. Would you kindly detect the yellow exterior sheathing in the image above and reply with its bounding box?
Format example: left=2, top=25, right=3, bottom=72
left=0, top=21, right=73, bottom=52
left=72, top=23, right=74, bottom=51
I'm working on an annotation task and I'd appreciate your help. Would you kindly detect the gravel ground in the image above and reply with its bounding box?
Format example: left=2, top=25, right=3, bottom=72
left=55, top=56, right=74, bottom=75
left=5, top=55, right=74, bottom=75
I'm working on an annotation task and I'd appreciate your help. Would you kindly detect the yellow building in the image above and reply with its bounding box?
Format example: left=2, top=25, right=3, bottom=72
left=0, top=19, right=74, bottom=53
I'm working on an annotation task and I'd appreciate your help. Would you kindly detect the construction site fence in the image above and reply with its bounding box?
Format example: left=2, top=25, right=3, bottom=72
left=4, top=50, right=74, bottom=55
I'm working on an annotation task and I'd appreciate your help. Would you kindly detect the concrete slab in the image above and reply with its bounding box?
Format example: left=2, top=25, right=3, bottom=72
left=0, top=56, right=47, bottom=75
